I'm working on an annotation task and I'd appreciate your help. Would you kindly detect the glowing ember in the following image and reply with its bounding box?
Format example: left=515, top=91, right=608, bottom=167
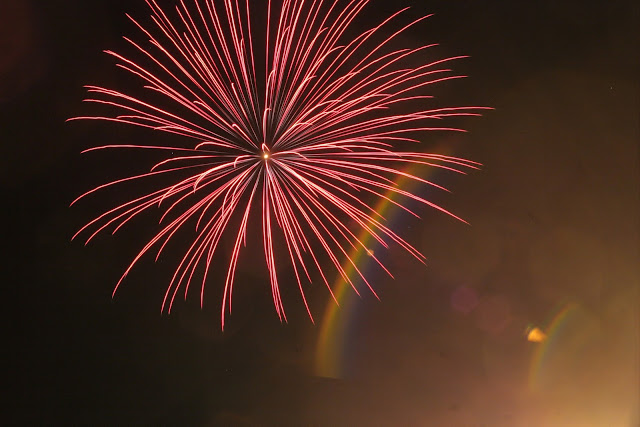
left=527, top=327, right=548, bottom=343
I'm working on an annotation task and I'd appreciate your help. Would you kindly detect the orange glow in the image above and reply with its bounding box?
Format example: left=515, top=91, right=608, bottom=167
left=527, top=326, right=547, bottom=343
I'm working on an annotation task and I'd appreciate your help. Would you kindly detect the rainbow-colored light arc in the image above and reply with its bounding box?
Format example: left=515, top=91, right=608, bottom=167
left=528, top=302, right=583, bottom=391
left=315, top=158, right=443, bottom=378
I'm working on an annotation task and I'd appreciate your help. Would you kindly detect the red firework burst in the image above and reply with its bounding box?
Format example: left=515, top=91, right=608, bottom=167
left=71, top=0, right=486, bottom=329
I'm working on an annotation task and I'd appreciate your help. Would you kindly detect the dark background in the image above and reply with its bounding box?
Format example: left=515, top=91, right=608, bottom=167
left=3, top=0, right=638, bottom=425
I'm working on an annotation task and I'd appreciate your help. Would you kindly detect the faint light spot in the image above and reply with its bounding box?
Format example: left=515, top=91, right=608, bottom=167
left=475, top=294, right=512, bottom=334
left=451, top=286, right=479, bottom=315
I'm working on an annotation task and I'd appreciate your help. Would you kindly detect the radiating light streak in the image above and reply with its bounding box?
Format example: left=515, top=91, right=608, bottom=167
left=71, top=0, right=486, bottom=329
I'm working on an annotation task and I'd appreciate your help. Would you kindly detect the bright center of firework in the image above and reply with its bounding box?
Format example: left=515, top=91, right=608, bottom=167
left=260, top=143, right=270, bottom=160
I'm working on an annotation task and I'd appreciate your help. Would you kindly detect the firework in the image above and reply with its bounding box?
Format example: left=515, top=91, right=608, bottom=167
left=71, top=0, right=485, bottom=329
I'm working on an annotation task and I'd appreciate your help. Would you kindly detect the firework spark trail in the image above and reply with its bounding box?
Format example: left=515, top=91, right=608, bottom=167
left=71, top=0, right=487, bottom=329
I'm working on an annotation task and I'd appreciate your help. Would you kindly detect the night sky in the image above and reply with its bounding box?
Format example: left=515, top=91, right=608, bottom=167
left=4, top=0, right=639, bottom=425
